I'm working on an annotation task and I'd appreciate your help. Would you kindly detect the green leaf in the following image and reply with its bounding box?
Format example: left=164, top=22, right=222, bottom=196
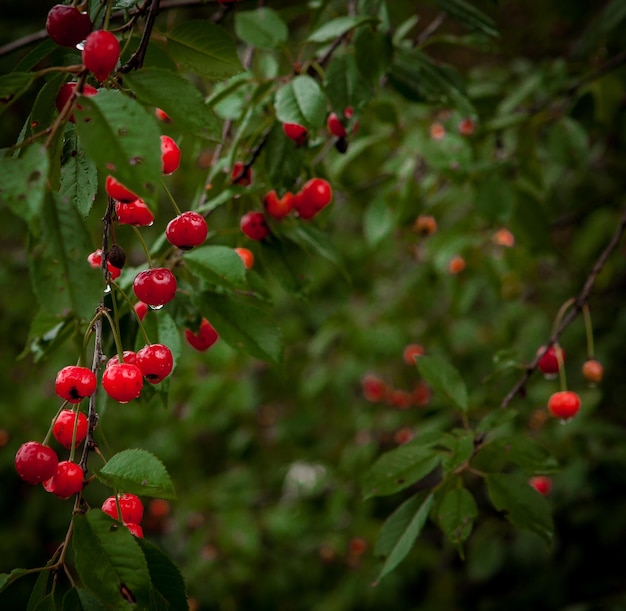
left=476, top=407, right=518, bottom=435
left=416, top=355, right=469, bottom=412
left=363, top=197, right=395, bottom=246
left=27, top=72, right=67, bottom=140
left=374, top=492, right=434, bottom=584
left=0, top=567, right=34, bottom=593
left=0, top=145, right=49, bottom=231
left=184, top=245, right=247, bottom=290
left=166, top=21, right=244, bottom=80
left=307, top=16, right=378, bottom=43
left=74, top=89, right=162, bottom=203
left=487, top=436, right=559, bottom=473
left=363, top=444, right=441, bottom=499
left=474, top=172, right=517, bottom=223
left=0, top=72, right=34, bottom=115
left=324, top=54, right=372, bottom=115
left=26, top=568, right=51, bottom=610
left=258, top=237, right=309, bottom=298
left=274, top=76, right=326, bottom=129
left=440, top=430, right=475, bottom=473
left=194, top=292, right=283, bottom=363
left=122, top=68, right=221, bottom=139
left=235, top=8, right=288, bottom=49
left=94, top=449, right=176, bottom=499
left=437, top=487, right=478, bottom=547
left=59, top=127, right=98, bottom=218
left=72, top=510, right=152, bottom=609
left=62, top=588, right=109, bottom=611
left=30, top=594, right=55, bottom=611
left=137, top=539, right=188, bottom=611
left=263, top=122, right=305, bottom=188
left=486, top=473, right=554, bottom=544
left=28, top=194, right=103, bottom=320
left=435, top=0, right=499, bottom=38
left=576, top=0, right=626, bottom=55
left=354, top=27, right=393, bottom=85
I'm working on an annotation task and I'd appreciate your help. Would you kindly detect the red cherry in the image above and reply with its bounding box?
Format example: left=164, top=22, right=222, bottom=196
left=43, top=461, right=84, bottom=499
left=282, top=122, right=308, bottom=146
left=160, top=135, right=181, bottom=175
left=165, top=211, right=208, bottom=249
left=529, top=475, right=553, bottom=496
left=537, top=345, right=566, bottom=376
left=15, top=442, right=58, bottom=485
left=106, top=175, right=138, bottom=203
left=136, top=344, right=174, bottom=384
left=82, top=30, right=120, bottom=82
left=327, top=112, right=347, bottom=138
left=412, top=380, right=431, bottom=407
left=582, top=359, right=603, bottom=384
left=387, top=389, right=413, bottom=410
left=240, top=211, right=270, bottom=240
left=402, top=343, right=425, bottom=365
left=155, top=108, right=171, bottom=122
left=105, top=351, right=138, bottom=369
left=458, top=118, right=476, bottom=136
left=102, top=493, right=144, bottom=524
left=547, top=390, right=581, bottom=419
left=293, top=178, right=332, bottom=220
left=132, top=268, right=177, bottom=307
left=263, top=190, right=294, bottom=220
left=230, top=161, right=253, bottom=186
left=55, top=365, right=97, bottom=404
left=102, top=362, right=144, bottom=403
left=87, top=249, right=122, bottom=280
left=125, top=522, right=144, bottom=537
left=55, top=82, right=98, bottom=123
left=115, top=199, right=154, bottom=226
left=46, top=4, right=92, bottom=47
left=53, top=409, right=88, bottom=449
left=234, top=247, right=254, bottom=269
left=134, top=301, right=148, bottom=321
left=360, top=373, right=387, bottom=403
left=185, top=318, right=219, bottom=352
left=394, top=427, right=415, bottom=445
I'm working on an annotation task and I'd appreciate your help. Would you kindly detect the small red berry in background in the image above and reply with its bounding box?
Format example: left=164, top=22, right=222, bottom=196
left=230, top=161, right=253, bottom=186
left=165, top=211, right=208, bottom=249
left=413, top=215, right=437, bottom=237
left=282, top=122, right=308, bottom=147
left=529, top=475, right=553, bottom=496
left=458, top=118, right=476, bottom=136
left=55, top=83, right=98, bottom=123
left=185, top=318, right=219, bottom=352
left=134, top=301, right=148, bottom=321
left=15, top=442, right=58, bottom=485
left=492, top=227, right=515, bottom=247
left=133, top=268, right=177, bottom=307
left=148, top=498, right=171, bottom=519
left=44, top=461, right=84, bottom=499
left=327, top=112, right=347, bottom=138
left=293, top=178, right=333, bottom=220
left=430, top=122, right=446, bottom=140
left=360, top=373, right=387, bottom=403
left=348, top=536, right=368, bottom=556
left=46, top=4, right=92, bottom=47
left=106, top=175, right=138, bottom=202
left=387, top=390, right=413, bottom=410
left=125, top=522, right=144, bottom=538
left=582, top=359, right=604, bottom=384
left=240, top=211, right=270, bottom=240
left=115, top=199, right=154, bottom=227
left=102, top=362, right=144, bottom=403
left=547, top=390, right=581, bottom=420
left=136, top=344, right=174, bottom=384
left=263, top=190, right=294, bottom=220
left=537, top=345, right=566, bottom=376
left=53, top=409, right=88, bottom=449
left=412, top=380, right=431, bottom=407
left=55, top=365, right=97, bottom=403
left=87, top=249, right=121, bottom=280
left=160, top=135, right=181, bottom=175
left=82, top=30, right=120, bottom=82
left=102, top=493, right=144, bottom=524
left=234, top=247, right=254, bottom=269
left=155, top=108, right=171, bottom=122
left=448, top=255, right=466, bottom=275
left=394, top=427, right=415, bottom=445
left=403, top=343, right=425, bottom=365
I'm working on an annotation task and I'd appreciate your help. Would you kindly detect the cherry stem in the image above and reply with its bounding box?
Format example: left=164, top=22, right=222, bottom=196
left=102, top=309, right=125, bottom=362
left=551, top=297, right=576, bottom=337
left=583, top=304, right=595, bottom=359
left=119, top=0, right=161, bottom=73
left=132, top=225, right=154, bottom=267
left=161, top=179, right=183, bottom=215
left=556, top=344, right=568, bottom=392
left=110, top=279, right=152, bottom=345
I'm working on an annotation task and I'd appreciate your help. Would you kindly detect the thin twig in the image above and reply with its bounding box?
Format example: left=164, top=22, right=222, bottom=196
left=416, top=12, right=446, bottom=46
left=119, top=0, right=161, bottom=73
left=500, top=205, right=626, bottom=407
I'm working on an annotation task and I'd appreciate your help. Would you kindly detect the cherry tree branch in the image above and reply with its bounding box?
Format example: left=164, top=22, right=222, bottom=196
left=500, top=205, right=626, bottom=407
left=119, top=0, right=161, bottom=73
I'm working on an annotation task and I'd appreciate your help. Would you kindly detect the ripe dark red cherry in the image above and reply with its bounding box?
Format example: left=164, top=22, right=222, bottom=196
left=55, top=365, right=97, bottom=404
left=234, top=247, right=254, bottom=269
left=102, top=493, right=144, bottom=524
left=82, top=30, right=120, bottom=82
left=185, top=318, right=219, bottom=352
left=102, top=362, right=144, bottom=403
left=55, top=82, right=98, bottom=123
left=240, top=211, right=270, bottom=240
left=87, top=249, right=122, bottom=280
left=132, top=268, right=177, bottom=307
left=155, top=108, right=171, bottom=122
left=46, top=4, right=92, bottom=47
left=115, top=199, right=154, bottom=226
left=360, top=373, right=387, bottom=403
left=106, top=176, right=138, bottom=203
left=547, top=390, right=581, bottom=419
left=105, top=350, right=138, bottom=369
left=165, top=211, right=208, bottom=249
left=537, top=345, right=566, bottom=376
left=230, top=161, right=253, bottom=186
left=53, top=409, right=88, bottom=449
left=43, top=461, right=84, bottom=499
left=15, top=441, right=58, bottom=484
left=327, top=112, right=347, bottom=138
left=134, top=301, right=148, bottom=321
left=160, top=135, right=181, bottom=175
left=136, top=344, right=174, bottom=384
left=263, top=190, right=294, bottom=220
left=529, top=475, right=553, bottom=496
left=293, top=178, right=332, bottom=220
left=282, top=122, right=308, bottom=146
left=582, top=359, right=604, bottom=383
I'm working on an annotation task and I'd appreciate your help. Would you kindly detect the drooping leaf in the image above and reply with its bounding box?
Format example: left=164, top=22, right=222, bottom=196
left=437, top=486, right=478, bottom=547
left=26, top=567, right=51, bottom=611
left=264, top=122, right=305, bottom=187
left=440, top=430, right=475, bottom=473
left=62, top=587, right=109, bottom=611
left=374, top=492, right=434, bottom=584
left=72, top=510, right=152, bottom=608
left=416, top=355, right=469, bottom=412
left=354, top=26, right=393, bottom=85
left=435, top=0, right=499, bottom=38
left=486, top=473, right=554, bottom=544
left=0, top=567, right=35, bottom=594
left=27, top=72, right=66, bottom=140
left=74, top=89, right=162, bottom=203
left=307, top=16, right=378, bottom=43
left=274, top=76, right=326, bottom=129
left=166, top=21, right=244, bottom=80
left=474, top=171, right=517, bottom=223
left=184, top=245, right=247, bottom=290
left=324, top=54, right=372, bottom=115
left=122, top=68, right=221, bottom=139
left=94, top=449, right=176, bottom=499
left=486, top=436, right=559, bottom=473
left=364, top=197, right=395, bottom=246
left=235, top=8, right=288, bottom=49
left=0, top=72, right=34, bottom=115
